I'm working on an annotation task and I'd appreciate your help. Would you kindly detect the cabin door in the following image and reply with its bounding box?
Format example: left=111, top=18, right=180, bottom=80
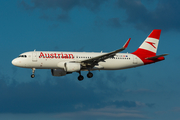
left=32, top=52, right=37, bottom=62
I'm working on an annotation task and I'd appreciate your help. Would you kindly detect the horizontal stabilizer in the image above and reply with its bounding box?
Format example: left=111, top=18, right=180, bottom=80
left=145, top=54, right=168, bottom=60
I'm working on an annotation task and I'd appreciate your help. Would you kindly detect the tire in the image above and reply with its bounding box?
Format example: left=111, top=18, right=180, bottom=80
left=87, top=72, right=93, bottom=78
left=31, top=74, right=35, bottom=78
left=78, top=75, right=84, bottom=81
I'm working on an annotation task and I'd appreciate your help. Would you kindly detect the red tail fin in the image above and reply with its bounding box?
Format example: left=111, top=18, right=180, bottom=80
left=132, top=29, right=164, bottom=64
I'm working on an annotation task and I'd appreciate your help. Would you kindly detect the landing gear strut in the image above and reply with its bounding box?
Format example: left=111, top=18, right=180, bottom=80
left=87, top=67, right=93, bottom=78
left=78, top=71, right=84, bottom=81
left=31, top=68, right=35, bottom=78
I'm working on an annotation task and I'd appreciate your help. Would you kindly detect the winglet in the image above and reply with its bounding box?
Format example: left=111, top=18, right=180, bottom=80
left=123, top=38, right=131, bottom=48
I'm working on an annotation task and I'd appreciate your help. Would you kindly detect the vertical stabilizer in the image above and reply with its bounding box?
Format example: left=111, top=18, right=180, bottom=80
left=133, top=29, right=161, bottom=56
left=132, top=29, right=163, bottom=65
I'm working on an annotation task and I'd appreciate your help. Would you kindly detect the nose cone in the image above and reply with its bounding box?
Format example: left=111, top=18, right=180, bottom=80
left=12, top=58, right=18, bottom=66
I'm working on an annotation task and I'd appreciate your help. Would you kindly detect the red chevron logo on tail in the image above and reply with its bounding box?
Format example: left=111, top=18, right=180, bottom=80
left=146, top=41, right=156, bottom=49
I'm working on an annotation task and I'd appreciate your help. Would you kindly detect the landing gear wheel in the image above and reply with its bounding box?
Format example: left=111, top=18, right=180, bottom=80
left=87, top=72, right=93, bottom=78
left=31, top=74, right=35, bottom=78
left=78, top=75, right=84, bottom=81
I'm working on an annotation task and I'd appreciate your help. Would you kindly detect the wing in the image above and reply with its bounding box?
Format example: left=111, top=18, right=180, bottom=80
left=76, top=38, right=131, bottom=66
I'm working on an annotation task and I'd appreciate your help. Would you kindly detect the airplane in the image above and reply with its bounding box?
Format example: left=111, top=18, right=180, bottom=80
left=12, top=29, right=168, bottom=81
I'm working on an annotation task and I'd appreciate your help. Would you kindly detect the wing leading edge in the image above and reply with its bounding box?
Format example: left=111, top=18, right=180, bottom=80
left=76, top=38, right=131, bottom=66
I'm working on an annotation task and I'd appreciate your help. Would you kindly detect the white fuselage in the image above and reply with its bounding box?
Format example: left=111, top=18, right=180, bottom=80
left=12, top=51, right=144, bottom=70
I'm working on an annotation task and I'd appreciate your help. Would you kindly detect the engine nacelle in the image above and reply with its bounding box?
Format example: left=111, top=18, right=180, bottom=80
left=65, top=62, right=81, bottom=72
left=57, top=62, right=81, bottom=72
left=51, top=69, right=66, bottom=76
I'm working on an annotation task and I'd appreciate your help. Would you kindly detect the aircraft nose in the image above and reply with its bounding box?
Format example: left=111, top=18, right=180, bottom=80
left=12, top=59, right=18, bottom=66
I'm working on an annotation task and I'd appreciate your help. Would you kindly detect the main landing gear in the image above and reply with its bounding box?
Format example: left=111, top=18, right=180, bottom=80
left=78, top=71, right=93, bottom=81
left=87, top=72, right=93, bottom=78
left=78, top=75, right=84, bottom=81
left=31, top=68, right=35, bottom=78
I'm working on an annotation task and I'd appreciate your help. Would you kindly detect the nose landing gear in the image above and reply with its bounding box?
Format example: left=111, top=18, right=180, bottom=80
left=31, top=68, right=35, bottom=78
left=31, top=74, right=35, bottom=78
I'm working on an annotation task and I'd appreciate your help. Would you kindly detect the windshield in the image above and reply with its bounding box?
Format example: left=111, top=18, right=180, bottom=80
left=18, top=55, right=27, bottom=58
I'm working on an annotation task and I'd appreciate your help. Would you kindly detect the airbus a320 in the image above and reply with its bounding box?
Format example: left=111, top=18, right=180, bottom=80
left=12, top=29, right=168, bottom=81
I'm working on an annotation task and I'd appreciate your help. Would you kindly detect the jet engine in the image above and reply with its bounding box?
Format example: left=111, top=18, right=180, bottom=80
left=51, top=69, right=66, bottom=76
left=57, top=62, right=81, bottom=72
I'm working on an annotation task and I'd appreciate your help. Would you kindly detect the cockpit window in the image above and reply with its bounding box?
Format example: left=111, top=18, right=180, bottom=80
left=18, top=55, right=27, bottom=58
